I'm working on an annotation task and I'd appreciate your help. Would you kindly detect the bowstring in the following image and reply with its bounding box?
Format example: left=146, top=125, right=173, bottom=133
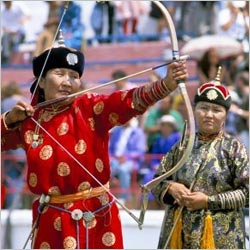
left=30, top=1, right=69, bottom=103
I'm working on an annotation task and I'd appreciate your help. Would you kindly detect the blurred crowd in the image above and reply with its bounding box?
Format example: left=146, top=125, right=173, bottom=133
left=1, top=1, right=249, bottom=61
left=1, top=0, right=249, bottom=209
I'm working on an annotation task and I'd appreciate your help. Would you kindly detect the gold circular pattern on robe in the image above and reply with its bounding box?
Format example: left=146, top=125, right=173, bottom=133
left=48, top=186, right=61, bottom=195
left=53, top=217, right=62, bottom=231
left=63, top=236, right=77, bottom=249
left=88, top=117, right=95, bottom=131
left=39, top=145, right=53, bottom=160
left=109, top=113, right=119, bottom=126
left=57, top=122, right=69, bottom=136
left=102, top=232, right=116, bottom=247
left=98, top=193, right=109, bottom=206
left=57, top=162, right=71, bottom=176
left=95, top=158, right=104, bottom=173
left=93, top=101, right=104, bottom=115
left=83, top=217, right=97, bottom=229
left=74, top=139, right=87, bottom=154
left=40, top=242, right=51, bottom=249
left=29, top=173, right=37, bottom=187
left=24, top=130, right=34, bottom=144
left=78, top=181, right=91, bottom=192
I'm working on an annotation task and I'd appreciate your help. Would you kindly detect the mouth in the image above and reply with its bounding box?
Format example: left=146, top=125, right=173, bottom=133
left=59, top=90, right=71, bottom=96
left=204, top=120, right=213, bottom=126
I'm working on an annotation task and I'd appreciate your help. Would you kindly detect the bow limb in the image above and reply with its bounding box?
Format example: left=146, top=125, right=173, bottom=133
left=138, top=1, right=195, bottom=226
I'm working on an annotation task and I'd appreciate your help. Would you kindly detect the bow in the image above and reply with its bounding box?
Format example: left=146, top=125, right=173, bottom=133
left=138, top=1, right=195, bottom=227
left=25, top=1, right=194, bottom=237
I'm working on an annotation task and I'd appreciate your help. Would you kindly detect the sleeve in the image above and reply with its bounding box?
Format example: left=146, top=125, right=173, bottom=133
left=208, top=139, right=249, bottom=211
left=151, top=145, right=179, bottom=204
left=93, top=79, right=172, bottom=132
left=1, top=113, right=23, bottom=152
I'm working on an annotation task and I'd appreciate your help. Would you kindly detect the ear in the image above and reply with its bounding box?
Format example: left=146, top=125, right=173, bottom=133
left=38, top=78, right=45, bottom=89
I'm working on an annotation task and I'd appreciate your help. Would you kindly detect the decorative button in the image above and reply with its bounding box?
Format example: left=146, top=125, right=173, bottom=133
left=83, top=211, right=95, bottom=222
left=71, top=209, right=83, bottom=221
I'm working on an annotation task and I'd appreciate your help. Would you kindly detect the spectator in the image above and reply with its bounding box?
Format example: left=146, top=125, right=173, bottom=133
left=45, top=1, right=60, bottom=19
left=232, top=70, right=249, bottom=151
left=90, top=1, right=106, bottom=43
left=150, top=115, right=181, bottom=169
left=225, top=89, right=242, bottom=136
left=59, top=1, right=84, bottom=50
left=139, top=1, right=174, bottom=41
left=113, top=1, right=149, bottom=40
left=1, top=1, right=30, bottom=64
left=141, top=115, right=181, bottom=208
left=144, top=95, right=184, bottom=153
left=178, top=2, right=217, bottom=38
left=1, top=82, right=28, bottom=209
left=217, top=1, right=249, bottom=53
left=33, top=17, right=59, bottom=57
left=109, top=118, right=146, bottom=202
left=111, top=69, right=137, bottom=91
left=90, top=1, right=115, bottom=44
left=197, top=48, right=232, bottom=86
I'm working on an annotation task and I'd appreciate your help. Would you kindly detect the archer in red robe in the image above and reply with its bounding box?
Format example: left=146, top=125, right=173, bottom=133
left=1, top=45, right=188, bottom=249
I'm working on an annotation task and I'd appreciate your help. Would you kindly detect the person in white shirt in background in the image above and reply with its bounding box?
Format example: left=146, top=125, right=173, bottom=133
left=217, top=1, right=249, bottom=53
left=1, top=1, right=30, bottom=64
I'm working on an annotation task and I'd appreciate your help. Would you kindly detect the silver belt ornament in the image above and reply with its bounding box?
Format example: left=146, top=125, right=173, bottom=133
left=71, top=209, right=95, bottom=222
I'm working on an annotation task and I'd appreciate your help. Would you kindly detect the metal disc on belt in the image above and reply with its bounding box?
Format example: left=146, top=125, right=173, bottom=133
left=83, top=211, right=95, bottom=222
left=71, top=209, right=83, bottom=221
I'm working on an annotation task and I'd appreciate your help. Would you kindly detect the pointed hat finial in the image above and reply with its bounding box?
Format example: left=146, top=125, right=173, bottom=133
left=57, top=29, right=66, bottom=47
left=212, top=66, right=222, bottom=85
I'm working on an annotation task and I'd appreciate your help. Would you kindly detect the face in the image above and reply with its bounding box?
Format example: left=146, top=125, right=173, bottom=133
left=160, top=123, right=174, bottom=137
left=39, top=68, right=82, bottom=101
left=194, top=101, right=227, bottom=135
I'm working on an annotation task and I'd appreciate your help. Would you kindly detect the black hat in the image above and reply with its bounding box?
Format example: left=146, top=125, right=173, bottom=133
left=30, top=34, right=84, bottom=95
left=32, top=47, right=84, bottom=78
left=194, top=67, right=232, bottom=110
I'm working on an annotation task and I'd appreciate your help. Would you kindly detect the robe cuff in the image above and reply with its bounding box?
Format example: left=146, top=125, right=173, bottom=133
left=132, top=80, right=172, bottom=112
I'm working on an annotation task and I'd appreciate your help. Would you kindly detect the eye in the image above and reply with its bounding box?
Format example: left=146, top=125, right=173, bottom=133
left=200, top=106, right=208, bottom=111
left=214, top=108, right=223, bottom=113
left=70, top=73, right=80, bottom=79
left=55, top=70, right=64, bottom=76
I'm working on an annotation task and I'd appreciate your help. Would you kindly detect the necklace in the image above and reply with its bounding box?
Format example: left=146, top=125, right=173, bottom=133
left=31, top=110, right=44, bottom=148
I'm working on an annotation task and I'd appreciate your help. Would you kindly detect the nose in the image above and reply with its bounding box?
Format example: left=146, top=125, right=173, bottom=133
left=62, top=75, right=72, bottom=85
left=205, top=109, right=213, bottom=117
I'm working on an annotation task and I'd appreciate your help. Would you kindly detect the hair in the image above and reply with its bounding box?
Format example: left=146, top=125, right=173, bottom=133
left=198, top=49, right=220, bottom=79
left=112, top=70, right=126, bottom=80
